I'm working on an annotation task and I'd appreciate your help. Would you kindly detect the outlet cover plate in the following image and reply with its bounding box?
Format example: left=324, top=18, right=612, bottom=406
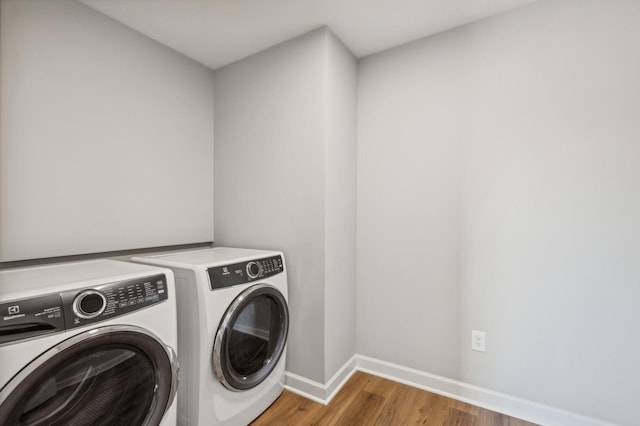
left=472, top=330, right=486, bottom=352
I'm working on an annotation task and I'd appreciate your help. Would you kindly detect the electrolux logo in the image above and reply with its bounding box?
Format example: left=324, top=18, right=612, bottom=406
left=3, top=305, right=26, bottom=321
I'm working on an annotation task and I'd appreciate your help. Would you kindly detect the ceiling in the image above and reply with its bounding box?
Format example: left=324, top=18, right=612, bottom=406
left=78, top=0, right=537, bottom=70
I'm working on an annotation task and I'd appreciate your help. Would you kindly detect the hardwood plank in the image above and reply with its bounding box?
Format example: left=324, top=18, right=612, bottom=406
left=322, top=390, right=385, bottom=425
left=477, top=409, right=536, bottom=426
left=313, top=372, right=377, bottom=424
left=410, top=393, right=451, bottom=425
left=371, top=378, right=412, bottom=425
left=251, top=391, right=322, bottom=425
left=251, top=372, right=538, bottom=426
left=447, top=398, right=481, bottom=416
left=444, top=407, right=476, bottom=426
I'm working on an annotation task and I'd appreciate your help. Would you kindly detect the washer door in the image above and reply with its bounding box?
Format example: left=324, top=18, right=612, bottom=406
left=0, top=325, right=178, bottom=426
left=213, top=284, right=289, bottom=391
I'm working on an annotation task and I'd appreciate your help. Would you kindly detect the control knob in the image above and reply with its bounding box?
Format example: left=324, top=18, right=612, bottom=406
left=73, top=290, right=107, bottom=319
left=246, top=261, right=263, bottom=279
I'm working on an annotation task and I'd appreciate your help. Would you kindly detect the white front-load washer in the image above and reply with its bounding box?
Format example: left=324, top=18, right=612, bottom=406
left=0, top=259, right=179, bottom=426
left=131, top=247, right=289, bottom=426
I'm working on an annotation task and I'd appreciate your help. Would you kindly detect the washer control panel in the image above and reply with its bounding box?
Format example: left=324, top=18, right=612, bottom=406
left=61, top=274, right=168, bottom=329
left=0, top=274, right=168, bottom=344
left=0, top=294, right=64, bottom=345
left=208, top=255, right=283, bottom=290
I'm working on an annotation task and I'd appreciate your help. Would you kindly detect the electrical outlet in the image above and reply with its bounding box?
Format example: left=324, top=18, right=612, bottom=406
left=471, top=330, right=486, bottom=352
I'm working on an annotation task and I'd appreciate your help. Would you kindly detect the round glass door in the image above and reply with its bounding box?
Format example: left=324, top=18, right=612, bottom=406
left=213, top=284, right=289, bottom=391
left=0, top=326, right=178, bottom=426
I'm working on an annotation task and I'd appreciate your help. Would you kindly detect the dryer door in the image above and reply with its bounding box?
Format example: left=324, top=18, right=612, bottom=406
left=213, top=284, right=289, bottom=391
left=0, top=325, right=178, bottom=426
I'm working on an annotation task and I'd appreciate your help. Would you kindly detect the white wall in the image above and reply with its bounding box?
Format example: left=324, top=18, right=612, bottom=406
left=214, top=27, right=357, bottom=384
left=213, top=28, right=327, bottom=383
left=357, top=29, right=465, bottom=380
left=357, top=1, right=640, bottom=424
left=324, top=31, right=357, bottom=382
left=0, top=0, right=214, bottom=262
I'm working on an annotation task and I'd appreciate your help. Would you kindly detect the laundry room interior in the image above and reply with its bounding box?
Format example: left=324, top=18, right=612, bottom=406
left=1, top=0, right=639, bottom=425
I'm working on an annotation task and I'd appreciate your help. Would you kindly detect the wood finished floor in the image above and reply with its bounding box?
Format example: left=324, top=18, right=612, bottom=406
left=251, top=372, right=537, bottom=425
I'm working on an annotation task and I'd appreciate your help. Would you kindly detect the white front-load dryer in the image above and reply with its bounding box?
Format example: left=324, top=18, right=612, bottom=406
left=0, top=259, right=179, bottom=426
left=131, top=247, right=289, bottom=426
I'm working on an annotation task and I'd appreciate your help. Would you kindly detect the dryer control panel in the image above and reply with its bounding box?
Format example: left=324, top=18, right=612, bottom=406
left=0, top=274, right=168, bottom=345
left=208, top=255, right=283, bottom=290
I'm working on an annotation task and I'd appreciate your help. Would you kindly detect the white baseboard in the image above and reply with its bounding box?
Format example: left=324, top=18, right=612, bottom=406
left=284, top=355, right=357, bottom=405
left=285, top=354, right=614, bottom=426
